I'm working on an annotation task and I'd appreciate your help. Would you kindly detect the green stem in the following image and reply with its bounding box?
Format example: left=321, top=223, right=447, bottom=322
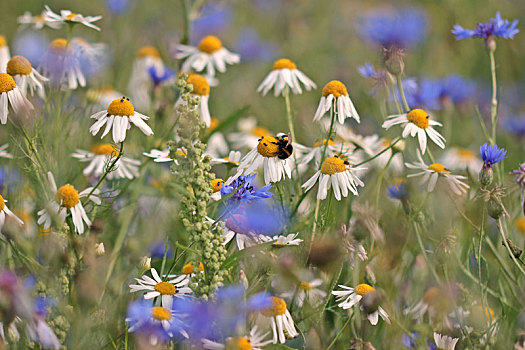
left=284, top=88, right=295, bottom=144
left=489, top=50, right=498, bottom=145
left=327, top=315, right=352, bottom=350
left=354, top=137, right=400, bottom=167
left=497, top=218, right=525, bottom=277
left=375, top=154, right=394, bottom=207
left=412, top=222, right=441, bottom=283
left=396, top=74, right=410, bottom=111
left=84, top=142, right=124, bottom=204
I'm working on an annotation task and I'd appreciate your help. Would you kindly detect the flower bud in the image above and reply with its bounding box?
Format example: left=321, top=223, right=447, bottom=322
left=392, top=139, right=405, bottom=153
left=487, top=198, right=503, bottom=220
left=95, top=243, right=105, bottom=257
left=485, top=36, right=496, bottom=52
left=138, top=256, right=151, bottom=270
left=361, top=291, right=381, bottom=314
left=503, top=238, right=522, bottom=259
left=479, top=166, right=493, bottom=188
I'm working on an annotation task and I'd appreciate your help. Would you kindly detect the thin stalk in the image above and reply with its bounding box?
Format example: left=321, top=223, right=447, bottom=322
left=327, top=315, right=352, bottom=350
left=375, top=154, right=394, bottom=207
left=396, top=74, right=410, bottom=111
left=412, top=222, right=441, bottom=283
left=84, top=142, right=124, bottom=204
left=497, top=218, right=525, bottom=277
left=354, top=137, right=400, bottom=167
left=489, top=50, right=498, bottom=145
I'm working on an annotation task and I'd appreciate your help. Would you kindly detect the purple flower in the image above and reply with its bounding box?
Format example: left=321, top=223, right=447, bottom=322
left=220, top=174, right=272, bottom=202
left=452, top=12, right=519, bottom=40
left=357, top=62, right=388, bottom=95
left=148, top=66, right=175, bottom=87
left=386, top=182, right=407, bottom=200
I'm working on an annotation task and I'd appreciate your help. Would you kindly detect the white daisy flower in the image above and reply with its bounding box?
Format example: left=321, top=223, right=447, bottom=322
left=257, top=58, right=316, bottom=96
left=205, top=122, right=229, bottom=158
left=313, top=80, right=360, bottom=124
left=230, top=134, right=293, bottom=185
left=126, top=303, right=186, bottom=344
left=404, top=287, right=450, bottom=321
left=72, top=144, right=140, bottom=180
left=37, top=172, right=101, bottom=234
left=17, top=11, right=62, bottom=30
left=39, top=38, right=86, bottom=90
left=332, top=283, right=390, bottom=326
left=281, top=279, right=326, bottom=307
left=210, top=178, right=224, bottom=201
left=128, top=46, right=164, bottom=110
left=89, top=96, right=154, bottom=143
left=0, top=194, right=24, bottom=233
left=0, top=144, right=13, bottom=159
left=298, top=139, right=354, bottom=166
left=43, top=5, right=102, bottom=31
left=0, top=73, right=34, bottom=124
left=129, top=268, right=192, bottom=309
left=405, top=152, right=469, bottom=195
left=7, top=55, right=48, bottom=99
left=433, top=332, right=459, bottom=350
left=143, top=147, right=186, bottom=164
left=228, top=117, right=272, bottom=150
left=0, top=36, right=10, bottom=74
left=382, top=108, right=445, bottom=154
left=175, top=74, right=212, bottom=127
left=210, top=150, right=242, bottom=166
left=87, top=86, right=125, bottom=108
left=70, top=37, right=107, bottom=71
left=302, top=155, right=365, bottom=200
left=202, top=326, right=272, bottom=349
left=259, top=233, right=303, bottom=247
left=441, top=147, right=483, bottom=176
left=176, top=35, right=240, bottom=77
left=258, top=297, right=298, bottom=344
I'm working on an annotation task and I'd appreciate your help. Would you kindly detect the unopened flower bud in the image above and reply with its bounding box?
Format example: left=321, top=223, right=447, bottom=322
left=95, top=243, right=105, bottom=257
left=487, top=198, right=503, bottom=219
left=138, top=256, right=151, bottom=270
left=485, top=36, right=496, bottom=52
left=479, top=166, right=494, bottom=188
left=392, top=139, right=405, bottom=153
left=361, top=291, right=381, bottom=314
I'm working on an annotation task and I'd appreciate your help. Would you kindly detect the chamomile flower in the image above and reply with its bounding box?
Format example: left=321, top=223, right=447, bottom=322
left=441, top=147, right=482, bottom=176
left=43, top=5, right=102, bottom=31
left=39, top=38, right=85, bottom=90
left=0, top=144, right=12, bottom=159
left=258, top=297, right=298, bottom=344
left=129, top=268, right=192, bottom=309
left=231, top=134, right=292, bottom=184
left=298, top=139, right=353, bottom=166
left=0, top=194, right=24, bottom=233
left=143, top=148, right=173, bottom=163
left=433, top=332, right=459, bottom=350
left=332, top=283, right=390, bottom=325
left=202, top=326, right=272, bottom=349
left=259, top=233, right=303, bottom=247
left=222, top=215, right=261, bottom=251
left=128, top=46, right=164, bottom=110
left=210, top=150, right=242, bottom=166
left=175, top=74, right=212, bottom=127
left=210, top=178, right=224, bottom=201
left=70, top=37, right=107, bottom=73
left=6, top=55, right=48, bottom=98
left=257, top=58, right=316, bottom=96
left=404, top=287, right=451, bottom=321
left=89, top=97, right=154, bottom=143
left=37, top=172, right=100, bottom=234
left=87, top=86, right=124, bottom=108
left=405, top=152, right=469, bottom=195
left=281, top=279, right=326, bottom=307
left=17, top=11, right=62, bottom=30
left=0, top=36, right=10, bottom=74
left=72, top=144, right=140, bottom=180
left=176, top=35, right=240, bottom=77
left=228, top=117, right=271, bottom=150
left=0, top=73, right=34, bottom=124
left=302, top=155, right=365, bottom=200
left=382, top=108, right=445, bottom=154
left=313, top=80, right=360, bottom=124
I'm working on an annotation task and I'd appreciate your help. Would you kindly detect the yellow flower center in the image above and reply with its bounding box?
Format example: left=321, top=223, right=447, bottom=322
left=355, top=283, right=375, bottom=296
left=91, top=144, right=119, bottom=156
left=182, top=263, right=195, bottom=275
left=0, top=35, right=6, bottom=47
left=226, top=337, right=252, bottom=350
left=137, top=46, right=161, bottom=58
left=472, top=305, right=495, bottom=322
left=0, top=73, right=16, bottom=94
left=107, top=98, right=135, bottom=117
left=322, top=80, right=348, bottom=98
left=299, top=281, right=312, bottom=290
left=49, top=38, right=68, bottom=55
left=198, top=35, right=223, bottom=54
left=66, top=13, right=77, bottom=20
left=313, top=139, right=335, bottom=148
left=515, top=217, right=525, bottom=235
left=209, top=117, right=219, bottom=130
left=428, top=163, right=448, bottom=174
left=272, top=58, right=297, bottom=70
left=151, top=306, right=172, bottom=321
left=0, top=195, right=5, bottom=211
left=422, top=287, right=440, bottom=304
left=406, top=109, right=430, bottom=129
left=39, top=226, right=52, bottom=236
left=251, top=126, right=270, bottom=138
left=198, top=262, right=204, bottom=271
left=154, top=281, right=177, bottom=295
left=457, top=148, right=475, bottom=161
left=320, top=156, right=346, bottom=175
left=256, top=136, right=280, bottom=157
left=186, top=74, right=210, bottom=96
left=261, top=297, right=287, bottom=317
left=211, top=178, right=224, bottom=193
left=56, top=184, right=79, bottom=209
left=7, top=56, right=32, bottom=76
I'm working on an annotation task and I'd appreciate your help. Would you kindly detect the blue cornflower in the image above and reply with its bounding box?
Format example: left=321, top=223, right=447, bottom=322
left=106, top=0, right=132, bottom=14
left=480, top=143, right=507, bottom=168
left=358, top=7, right=428, bottom=48
left=34, top=297, right=56, bottom=317
left=220, top=174, right=273, bottom=201
left=452, top=12, right=519, bottom=40
left=148, top=66, right=175, bottom=87
left=191, top=3, right=231, bottom=43
left=126, top=299, right=185, bottom=342
left=503, top=116, right=525, bottom=137
left=235, top=28, right=279, bottom=62
left=149, top=242, right=174, bottom=260
left=401, top=332, right=418, bottom=348
left=386, top=182, right=407, bottom=200
left=357, top=62, right=388, bottom=95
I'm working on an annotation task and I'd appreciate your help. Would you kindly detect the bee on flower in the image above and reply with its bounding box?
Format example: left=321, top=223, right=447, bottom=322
left=0, top=72, right=34, bottom=124
left=37, top=172, right=100, bottom=234
left=382, top=108, right=445, bottom=154
left=17, top=11, right=62, bottom=30
left=257, top=296, right=298, bottom=344
left=313, top=80, right=360, bottom=124
left=0, top=194, right=24, bottom=233
left=128, top=46, right=165, bottom=110
left=202, top=326, right=272, bottom=349
left=332, top=283, right=390, bottom=325
left=39, top=38, right=85, bottom=90
left=43, top=5, right=102, bottom=31
left=129, top=268, right=192, bottom=309
left=175, top=73, right=212, bottom=127
left=302, top=155, right=365, bottom=200
left=89, top=96, right=154, bottom=143
left=257, top=58, right=316, bottom=96
left=72, top=144, right=140, bottom=180
left=175, top=35, right=240, bottom=77
left=6, top=55, right=48, bottom=98
left=405, top=152, right=469, bottom=195
left=0, top=35, right=10, bottom=74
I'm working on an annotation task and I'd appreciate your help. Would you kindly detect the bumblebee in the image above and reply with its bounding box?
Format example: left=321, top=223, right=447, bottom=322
left=275, top=133, right=293, bottom=160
